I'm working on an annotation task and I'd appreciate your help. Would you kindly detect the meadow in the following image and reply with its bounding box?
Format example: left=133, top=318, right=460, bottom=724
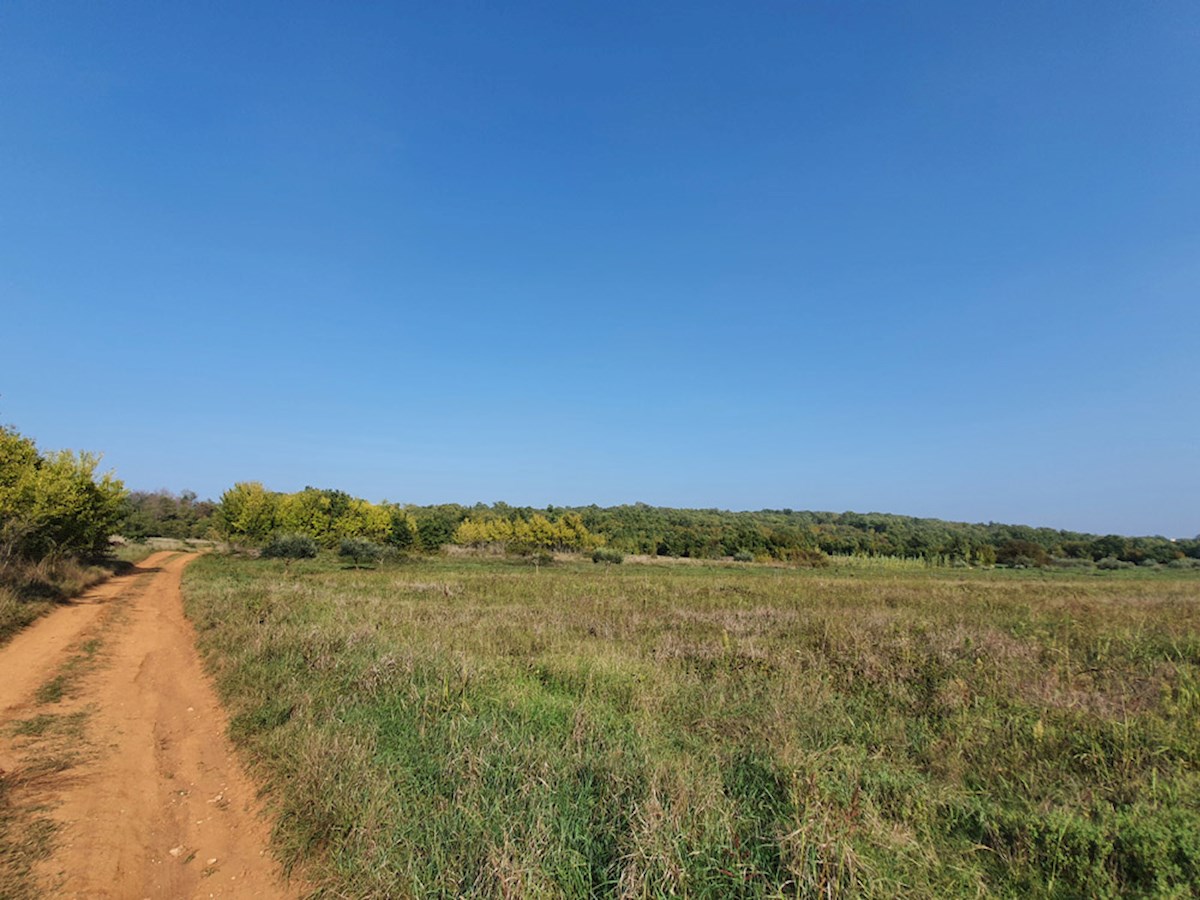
left=182, top=554, right=1200, bottom=898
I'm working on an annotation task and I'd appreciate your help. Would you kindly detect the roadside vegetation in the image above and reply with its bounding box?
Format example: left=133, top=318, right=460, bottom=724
left=0, top=424, right=131, bottom=645
left=183, top=552, right=1200, bottom=897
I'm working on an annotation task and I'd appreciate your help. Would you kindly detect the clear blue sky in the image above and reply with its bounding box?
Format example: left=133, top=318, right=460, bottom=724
left=2, top=1, right=1197, bottom=537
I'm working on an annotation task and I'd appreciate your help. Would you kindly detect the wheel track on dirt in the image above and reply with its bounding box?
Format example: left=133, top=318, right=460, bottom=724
left=0, top=551, right=302, bottom=898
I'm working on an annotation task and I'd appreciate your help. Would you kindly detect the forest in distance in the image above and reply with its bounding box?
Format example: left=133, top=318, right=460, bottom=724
left=125, top=482, right=1200, bottom=571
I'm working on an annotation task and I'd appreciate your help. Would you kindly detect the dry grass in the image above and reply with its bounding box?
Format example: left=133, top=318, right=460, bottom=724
left=184, top=555, right=1200, bottom=897
left=0, top=545, right=155, bottom=648
left=0, top=558, right=106, bottom=648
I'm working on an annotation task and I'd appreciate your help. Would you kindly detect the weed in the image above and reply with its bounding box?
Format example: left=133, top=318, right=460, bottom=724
left=32, top=637, right=105, bottom=706
left=33, top=676, right=66, bottom=705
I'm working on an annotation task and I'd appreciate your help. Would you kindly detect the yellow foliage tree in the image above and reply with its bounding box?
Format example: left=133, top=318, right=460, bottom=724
left=276, top=489, right=336, bottom=545
left=334, top=499, right=392, bottom=543
left=453, top=513, right=601, bottom=552
left=219, top=482, right=277, bottom=543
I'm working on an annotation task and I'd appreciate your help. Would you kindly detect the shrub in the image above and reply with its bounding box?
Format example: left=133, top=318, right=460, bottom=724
left=532, top=549, right=554, bottom=567
left=1097, top=557, right=1135, bottom=570
left=996, top=540, right=1051, bottom=567
left=732, top=550, right=754, bottom=563
left=339, top=538, right=383, bottom=568
left=261, top=534, right=319, bottom=560
left=778, top=547, right=831, bottom=568
left=0, top=426, right=127, bottom=566
left=592, top=548, right=624, bottom=565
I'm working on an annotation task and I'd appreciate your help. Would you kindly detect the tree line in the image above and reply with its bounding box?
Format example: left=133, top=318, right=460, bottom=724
left=214, top=484, right=603, bottom=554
left=204, top=485, right=1199, bottom=568
left=560, top=504, right=1200, bottom=566
left=2, top=417, right=1190, bottom=571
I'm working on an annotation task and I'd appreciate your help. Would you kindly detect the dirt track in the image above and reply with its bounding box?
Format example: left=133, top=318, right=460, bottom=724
left=0, top=552, right=299, bottom=898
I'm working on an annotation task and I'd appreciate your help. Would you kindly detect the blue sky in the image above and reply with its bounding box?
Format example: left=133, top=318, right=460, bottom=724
left=1, top=1, right=1197, bottom=537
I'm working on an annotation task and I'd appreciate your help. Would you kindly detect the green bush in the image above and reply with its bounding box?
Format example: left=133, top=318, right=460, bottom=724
left=261, top=534, right=319, bottom=560
left=0, top=425, right=126, bottom=567
left=997, top=540, right=1051, bottom=567
left=591, top=548, right=624, bottom=565
left=778, top=546, right=831, bottom=567
left=339, top=538, right=383, bottom=567
left=525, top=549, right=555, bottom=568
left=732, top=550, right=754, bottom=562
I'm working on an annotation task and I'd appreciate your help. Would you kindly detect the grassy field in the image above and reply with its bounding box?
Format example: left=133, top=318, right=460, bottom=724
left=181, top=554, right=1200, bottom=898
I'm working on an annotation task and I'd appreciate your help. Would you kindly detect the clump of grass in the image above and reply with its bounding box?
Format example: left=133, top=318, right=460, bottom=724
left=0, top=585, right=50, bottom=647
left=1, top=556, right=108, bottom=602
left=183, top=554, right=1200, bottom=897
left=32, top=637, right=105, bottom=706
left=0, top=797, right=57, bottom=900
left=0, top=710, right=93, bottom=897
left=33, top=675, right=67, bottom=705
left=10, top=711, right=88, bottom=740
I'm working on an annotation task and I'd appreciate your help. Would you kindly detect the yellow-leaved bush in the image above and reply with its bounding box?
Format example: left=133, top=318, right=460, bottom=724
left=453, top=512, right=601, bottom=552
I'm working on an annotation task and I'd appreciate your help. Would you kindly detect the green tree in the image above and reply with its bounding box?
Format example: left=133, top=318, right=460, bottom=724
left=339, top=537, right=383, bottom=568
left=386, top=506, right=417, bottom=550
left=219, top=482, right=277, bottom=544
left=0, top=425, right=126, bottom=565
left=333, top=498, right=392, bottom=543
left=276, top=488, right=338, bottom=545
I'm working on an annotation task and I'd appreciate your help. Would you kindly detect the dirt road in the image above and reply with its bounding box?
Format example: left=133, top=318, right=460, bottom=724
left=0, top=552, right=300, bottom=898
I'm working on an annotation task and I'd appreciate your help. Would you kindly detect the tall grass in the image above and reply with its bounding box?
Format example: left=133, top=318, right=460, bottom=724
left=183, top=555, right=1200, bottom=897
left=0, top=544, right=155, bottom=646
left=0, top=558, right=103, bottom=646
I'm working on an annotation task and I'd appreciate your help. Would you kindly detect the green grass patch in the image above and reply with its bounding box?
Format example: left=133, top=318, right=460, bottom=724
left=32, top=637, right=105, bottom=706
left=9, top=711, right=88, bottom=740
left=32, top=676, right=67, bottom=706
left=183, top=553, right=1200, bottom=897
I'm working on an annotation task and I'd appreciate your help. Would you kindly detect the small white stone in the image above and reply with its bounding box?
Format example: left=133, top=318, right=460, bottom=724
left=207, top=858, right=217, bottom=865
